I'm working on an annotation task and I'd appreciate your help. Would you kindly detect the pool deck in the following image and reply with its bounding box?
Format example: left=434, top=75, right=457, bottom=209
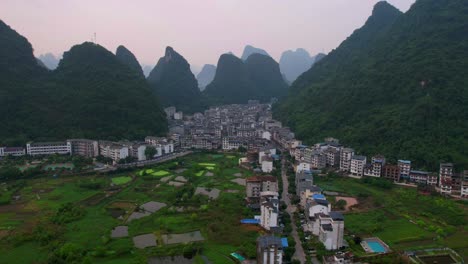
left=361, top=237, right=391, bottom=254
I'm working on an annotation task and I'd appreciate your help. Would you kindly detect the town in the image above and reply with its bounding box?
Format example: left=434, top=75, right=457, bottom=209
left=1, top=101, right=466, bottom=264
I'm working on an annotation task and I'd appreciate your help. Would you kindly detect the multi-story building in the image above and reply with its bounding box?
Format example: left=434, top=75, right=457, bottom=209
left=311, top=152, right=327, bottom=169
left=257, top=236, right=283, bottom=264
left=99, top=141, right=129, bottom=162
left=26, top=141, right=71, bottom=156
left=325, top=148, right=340, bottom=167
left=261, top=156, right=274, bottom=173
left=461, top=171, right=468, bottom=198
left=382, top=164, right=400, bottom=182
left=427, top=173, right=438, bottom=186
left=364, top=157, right=383, bottom=177
left=164, top=106, right=176, bottom=118
left=318, top=212, right=344, bottom=250
left=260, top=191, right=279, bottom=231
left=409, top=170, right=429, bottom=184
left=398, top=160, right=411, bottom=180
left=0, top=147, right=26, bottom=157
left=246, top=176, right=278, bottom=200
left=296, top=170, right=314, bottom=197
left=350, top=155, right=366, bottom=177
left=339, top=148, right=354, bottom=172
left=439, top=163, right=454, bottom=195
left=67, top=139, right=99, bottom=157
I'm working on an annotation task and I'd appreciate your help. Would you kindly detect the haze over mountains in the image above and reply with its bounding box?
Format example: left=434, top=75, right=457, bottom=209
left=241, top=45, right=270, bottom=61
left=196, top=64, right=216, bottom=91
left=275, top=0, right=468, bottom=169
left=279, top=49, right=326, bottom=83
left=37, top=52, right=60, bottom=70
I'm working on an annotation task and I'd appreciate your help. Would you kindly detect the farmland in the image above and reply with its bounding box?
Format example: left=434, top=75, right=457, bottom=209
left=315, top=174, right=468, bottom=260
left=0, top=153, right=260, bottom=264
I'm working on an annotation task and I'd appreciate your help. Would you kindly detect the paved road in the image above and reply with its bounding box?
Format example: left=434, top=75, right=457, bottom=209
left=281, top=157, right=306, bottom=264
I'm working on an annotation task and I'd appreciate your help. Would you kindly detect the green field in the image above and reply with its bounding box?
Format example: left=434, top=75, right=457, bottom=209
left=315, top=175, right=468, bottom=259
left=0, top=153, right=259, bottom=263
left=111, top=176, right=132, bottom=185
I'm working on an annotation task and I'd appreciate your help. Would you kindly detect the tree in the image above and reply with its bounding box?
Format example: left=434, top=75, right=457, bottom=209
left=145, top=146, right=157, bottom=160
left=335, top=199, right=347, bottom=210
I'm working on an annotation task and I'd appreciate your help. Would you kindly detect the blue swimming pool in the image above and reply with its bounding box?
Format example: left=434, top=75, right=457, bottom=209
left=367, top=241, right=386, bottom=253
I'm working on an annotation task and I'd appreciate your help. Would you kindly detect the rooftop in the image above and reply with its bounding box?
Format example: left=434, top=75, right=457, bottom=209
left=257, top=236, right=282, bottom=248
left=330, top=211, right=344, bottom=221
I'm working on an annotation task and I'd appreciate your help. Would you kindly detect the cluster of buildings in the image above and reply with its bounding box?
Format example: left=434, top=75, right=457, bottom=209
left=165, top=102, right=273, bottom=152
left=0, top=137, right=175, bottom=164
left=289, top=138, right=468, bottom=198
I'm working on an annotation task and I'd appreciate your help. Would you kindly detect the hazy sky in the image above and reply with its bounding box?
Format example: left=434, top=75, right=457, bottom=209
left=0, top=0, right=415, bottom=69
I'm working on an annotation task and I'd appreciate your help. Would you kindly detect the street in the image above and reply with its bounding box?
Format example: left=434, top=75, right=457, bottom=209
left=281, top=156, right=306, bottom=264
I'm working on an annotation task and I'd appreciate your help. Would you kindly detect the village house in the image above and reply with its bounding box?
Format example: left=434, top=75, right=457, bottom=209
left=259, top=191, right=279, bottom=231
left=257, top=236, right=283, bottom=264
left=339, top=148, right=354, bottom=172
left=350, top=155, right=366, bottom=177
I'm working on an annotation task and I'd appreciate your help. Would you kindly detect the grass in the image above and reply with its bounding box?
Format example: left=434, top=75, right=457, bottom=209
left=0, top=153, right=259, bottom=263
left=315, top=175, right=468, bottom=258
left=151, top=170, right=170, bottom=177
left=111, top=176, right=132, bottom=185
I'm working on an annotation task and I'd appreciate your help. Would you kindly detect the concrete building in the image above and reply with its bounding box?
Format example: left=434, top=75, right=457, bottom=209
left=257, top=236, right=283, bottom=264
left=383, top=164, right=400, bottom=182
left=350, top=155, right=366, bottom=177
left=0, top=147, right=26, bottom=157
left=261, top=156, right=274, bottom=173
left=409, top=170, right=429, bottom=184
left=339, top=148, right=354, bottom=172
left=296, top=170, right=314, bottom=197
left=398, top=160, right=411, bottom=180
left=26, top=141, right=71, bottom=156
left=461, top=171, right=468, bottom=198
left=164, top=106, right=176, bottom=118
left=99, top=141, right=129, bottom=162
left=174, top=111, right=183, bottom=120
left=318, top=212, right=345, bottom=250
left=246, top=175, right=278, bottom=200
left=439, top=163, right=454, bottom=195
left=325, top=148, right=340, bottom=167
left=260, top=191, right=279, bottom=231
left=67, top=139, right=99, bottom=157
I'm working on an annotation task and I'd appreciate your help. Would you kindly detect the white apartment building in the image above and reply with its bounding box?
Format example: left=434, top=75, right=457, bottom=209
left=259, top=146, right=276, bottom=164
left=26, top=141, right=71, bottom=156
left=261, top=157, right=274, bottom=173
left=260, top=191, right=279, bottom=231
left=398, top=160, right=412, bottom=180
left=99, top=141, right=129, bottom=162
left=318, top=212, right=345, bottom=250
left=296, top=162, right=311, bottom=173
left=350, top=155, right=366, bottom=177
left=339, top=148, right=354, bottom=172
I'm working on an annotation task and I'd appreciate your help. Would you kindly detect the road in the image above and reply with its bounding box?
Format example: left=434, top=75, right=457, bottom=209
left=281, top=156, right=306, bottom=264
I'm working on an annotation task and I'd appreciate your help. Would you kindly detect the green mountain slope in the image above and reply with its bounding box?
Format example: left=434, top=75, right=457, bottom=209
left=116, top=45, right=144, bottom=78
left=204, top=53, right=288, bottom=105
left=275, top=0, right=468, bottom=169
left=147, top=47, right=203, bottom=113
left=245, top=53, right=288, bottom=99
left=0, top=20, right=167, bottom=144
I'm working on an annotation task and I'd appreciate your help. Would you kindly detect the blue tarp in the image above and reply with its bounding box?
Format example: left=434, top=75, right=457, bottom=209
left=281, top=237, right=288, bottom=247
left=240, top=219, right=260, bottom=224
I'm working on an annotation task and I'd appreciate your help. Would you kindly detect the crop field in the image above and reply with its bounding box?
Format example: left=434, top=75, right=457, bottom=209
left=315, top=175, right=468, bottom=259
left=0, top=153, right=259, bottom=264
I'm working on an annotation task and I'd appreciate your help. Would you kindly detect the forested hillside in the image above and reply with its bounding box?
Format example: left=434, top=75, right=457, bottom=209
left=275, top=0, right=468, bottom=169
left=0, top=20, right=167, bottom=144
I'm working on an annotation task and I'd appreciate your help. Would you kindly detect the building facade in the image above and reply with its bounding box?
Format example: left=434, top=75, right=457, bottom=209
left=26, top=142, right=71, bottom=156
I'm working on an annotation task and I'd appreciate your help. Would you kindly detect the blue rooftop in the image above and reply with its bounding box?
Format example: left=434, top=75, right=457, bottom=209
left=398, top=160, right=411, bottom=164
left=281, top=238, right=288, bottom=247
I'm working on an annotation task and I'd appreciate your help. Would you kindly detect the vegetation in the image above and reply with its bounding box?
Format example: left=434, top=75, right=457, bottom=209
left=115, top=45, right=144, bottom=78
left=0, top=20, right=167, bottom=145
left=315, top=174, right=468, bottom=259
left=0, top=153, right=261, bottom=263
left=274, top=0, right=468, bottom=170
left=204, top=53, right=288, bottom=105
left=147, top=46, right=204, bottom=113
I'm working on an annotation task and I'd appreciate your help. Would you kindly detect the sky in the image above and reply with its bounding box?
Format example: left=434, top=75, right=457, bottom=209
left=0, top=0, right=415, bottom=70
